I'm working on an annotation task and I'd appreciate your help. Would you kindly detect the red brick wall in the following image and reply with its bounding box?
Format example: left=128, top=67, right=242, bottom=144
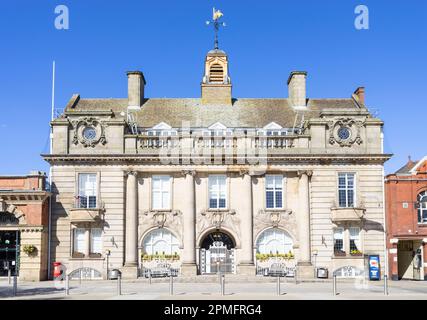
left=385, top=162, right=427, bottom=279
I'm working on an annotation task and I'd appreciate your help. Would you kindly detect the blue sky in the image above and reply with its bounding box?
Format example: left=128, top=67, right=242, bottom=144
left=0, top=0, right=426, bottom=175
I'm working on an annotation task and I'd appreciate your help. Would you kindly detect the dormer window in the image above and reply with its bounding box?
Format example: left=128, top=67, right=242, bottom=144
left=209, top=63, right=224, bottom=83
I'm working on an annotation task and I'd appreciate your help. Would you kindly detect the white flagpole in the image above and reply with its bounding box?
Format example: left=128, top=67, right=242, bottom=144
left=48, top=60, right=55, bottom=278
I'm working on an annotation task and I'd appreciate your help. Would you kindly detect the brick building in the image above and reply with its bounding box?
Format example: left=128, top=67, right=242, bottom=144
left=0, top=172, right=50, bottom=281
left=386, top=157, right=427, bottom=281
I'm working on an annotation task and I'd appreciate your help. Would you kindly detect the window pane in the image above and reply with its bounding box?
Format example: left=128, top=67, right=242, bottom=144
left=219, top=198, right=226, bottom=209
left=78, top=174, right=97, bottom=208
left=266, top=176, right=274, bottom=189
left=266, top=191, right=274, bottom=208
left=275, top=191, right=283, bottom=208
left=347, top=190, right=354, bottom=207
left=339, top=190, right=347, bottom=207
left=152, top=176, right=171, bottom=210
left=210, top=199, right=218, bottom=209
left=90, top=229, right=102, bottom=254
left=74, top=229, right=85, bottom=254
left=333, top=229, right=344, bottom=252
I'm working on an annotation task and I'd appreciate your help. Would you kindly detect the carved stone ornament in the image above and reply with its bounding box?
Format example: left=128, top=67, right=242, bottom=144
left=328, top=118, right=364, bottom=147
left=72, top=117, right=107, bottom=148
left=140, top=210, right=182, bottom=229
left=197, top=209, right=241, bottom=241
left=257, top=209, right=293, bottom=228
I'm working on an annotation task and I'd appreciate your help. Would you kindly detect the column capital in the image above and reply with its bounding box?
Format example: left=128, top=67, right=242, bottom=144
left=238, top=168, right=251, bottom=177
left=297, top=170, right=313, bottom=178
left=125, top=170, right=138, bottom=178
left=181, top=169, right=196, bottom=177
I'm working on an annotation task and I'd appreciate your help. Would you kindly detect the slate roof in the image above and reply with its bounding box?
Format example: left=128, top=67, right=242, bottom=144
left=65, top=97, right=363, bottom=129
left=395, top=160, right=418, bottom=175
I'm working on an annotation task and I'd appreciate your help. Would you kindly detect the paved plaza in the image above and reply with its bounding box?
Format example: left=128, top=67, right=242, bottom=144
left=0, top=277, right=426, bottom=300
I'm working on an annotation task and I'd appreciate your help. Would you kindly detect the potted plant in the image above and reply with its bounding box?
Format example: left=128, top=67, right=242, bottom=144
left=22, top=244, right=38, bottom=256
left=334, top=250, right=346, bottom=257
left=350, top=250, right=363, bottom=256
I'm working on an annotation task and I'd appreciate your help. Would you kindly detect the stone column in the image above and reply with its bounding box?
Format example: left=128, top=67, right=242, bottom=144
left=181, top=170, right=197, bottom=275
left=84, top=228, right=91, bottom=258
left=123, top=171, right=138, bottom=279
left=239, top=171, right=255, bottom=275
left=297, top=170, right=314, bottom=278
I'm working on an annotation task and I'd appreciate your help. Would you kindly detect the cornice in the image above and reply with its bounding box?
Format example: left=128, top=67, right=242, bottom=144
left=42, top=153, right=392, bottom=165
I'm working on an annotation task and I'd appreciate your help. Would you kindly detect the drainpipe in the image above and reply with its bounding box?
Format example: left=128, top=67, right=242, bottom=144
left=382, top=167, right=389, bottom=279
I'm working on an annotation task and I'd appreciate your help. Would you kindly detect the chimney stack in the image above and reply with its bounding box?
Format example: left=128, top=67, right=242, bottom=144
left=354, top=87, right=365, bottom=105
left=127, top=71, right=146, bottom=109
left=287, top=71, right=307, bottom=108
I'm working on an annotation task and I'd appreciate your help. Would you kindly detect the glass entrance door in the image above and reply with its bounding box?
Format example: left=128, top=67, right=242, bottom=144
left=0, top=231, right=20, bottom=276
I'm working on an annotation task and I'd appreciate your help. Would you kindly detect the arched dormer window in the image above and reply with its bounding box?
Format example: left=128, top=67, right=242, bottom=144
left=209, top=63, right=224, bottom=83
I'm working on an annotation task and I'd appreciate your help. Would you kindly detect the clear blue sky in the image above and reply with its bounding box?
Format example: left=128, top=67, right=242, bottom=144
left=0, top=0, right=426, bottom=175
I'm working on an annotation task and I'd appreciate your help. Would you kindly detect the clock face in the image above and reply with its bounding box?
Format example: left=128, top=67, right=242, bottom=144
left=337, top=127, right=351, bottom=140
left=83, top=127, right=97, bottom=141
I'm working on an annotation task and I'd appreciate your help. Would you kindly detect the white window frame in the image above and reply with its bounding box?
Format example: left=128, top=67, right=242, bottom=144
left=349, top=227, right=360, bottom=252
left=73, top=228, right=86, bottom=255
left=418, top=191, right=427, bottom=224
left=208, top=175, right=227, bottom=209
left=151, top=175, right=172, bottom=210
left=333, top=228, right=345, bottom=253
left=77, top=173, right=98, bottom=209
left=265, top=175, right=284, bottom=209
left=90, top=228, right=103, bottom=254
left=142, top=229, right=180, bottom=256
left=338, top=173, right=356, bottom=208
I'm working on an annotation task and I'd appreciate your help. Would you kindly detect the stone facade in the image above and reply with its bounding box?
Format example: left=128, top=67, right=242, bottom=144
left=44, top=48, right=390, bottom=280
left=0, top=172, right=50, bottom=281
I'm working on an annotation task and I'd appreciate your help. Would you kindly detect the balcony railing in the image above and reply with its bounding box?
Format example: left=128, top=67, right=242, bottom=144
left=69, top=196, right=104, bottom=223
left=138, top=135, right=299, bottom=150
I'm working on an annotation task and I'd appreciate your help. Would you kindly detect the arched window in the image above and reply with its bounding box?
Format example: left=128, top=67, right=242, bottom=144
left=209, top=63, right=224, bottom=83
left=143, top=229, right=180, bottom=255
left=418, top=191, right=427, bottom=224
left=256, top=229, right=293, bottom=255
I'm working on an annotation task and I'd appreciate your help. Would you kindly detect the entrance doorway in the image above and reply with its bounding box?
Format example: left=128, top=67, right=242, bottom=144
left=0, top=231, right=20, bottom=276
left=200, top=231, right=235, bottom=274
left=398, top=240, right=423, bottom=280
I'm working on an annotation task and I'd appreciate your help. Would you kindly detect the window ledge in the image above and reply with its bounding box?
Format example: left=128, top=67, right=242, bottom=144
left=69, top=257, right=105, bottom=261
left=332, top=255, right=365, bottom=260
left=331, top=207, right=366, bottom=222
left=69, top=208, right=104, bottom=223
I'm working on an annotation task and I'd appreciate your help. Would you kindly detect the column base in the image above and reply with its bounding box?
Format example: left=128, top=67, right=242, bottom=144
left=121, top=265, right=139, bottom=279
left=238, top=263, right=256, bottom=276
left=181, top=263, right=198, bottom=276
left=296, top=263, right=315, bottom=280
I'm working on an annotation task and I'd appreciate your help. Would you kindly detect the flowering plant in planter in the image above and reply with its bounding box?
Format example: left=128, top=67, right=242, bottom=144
left=350, top=250, right=363, bottom=256
left=23, top=244, right=38, bottom=256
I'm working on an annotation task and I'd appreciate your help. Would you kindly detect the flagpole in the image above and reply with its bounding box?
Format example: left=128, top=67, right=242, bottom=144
left=48, top=60, right=55, bottom=278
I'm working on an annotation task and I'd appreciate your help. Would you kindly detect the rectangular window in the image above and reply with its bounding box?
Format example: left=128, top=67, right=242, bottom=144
left=73, top=228, right=86, bottom=254
left=333, top=228, right=344, bottom=254
left=338, top=173, right=355, bottom=208
left=90, top=228, right=103, bottom=254
left=209, top=175, right=227, bottom=209
left=349, top=227, right=360, bottom=253
left=265, top=175, right=283, bottom=209
left=78, top=174, right=97, bottom=208
left=152, top=176, right=171, bottom=210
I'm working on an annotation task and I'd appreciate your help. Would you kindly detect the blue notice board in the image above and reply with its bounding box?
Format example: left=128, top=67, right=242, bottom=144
left=368, top=255, right=381, bottom=281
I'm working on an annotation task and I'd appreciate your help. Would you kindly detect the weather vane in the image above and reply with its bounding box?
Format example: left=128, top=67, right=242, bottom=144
left=206, top=8, right=226, bottom=50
